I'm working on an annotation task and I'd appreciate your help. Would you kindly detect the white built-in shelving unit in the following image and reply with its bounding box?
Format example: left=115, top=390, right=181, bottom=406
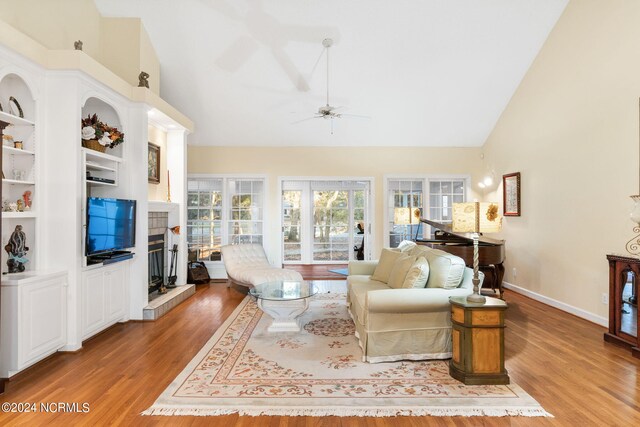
left=0, top=35, right=190, bottom=382
left=0, top=66, right=69, bottom=380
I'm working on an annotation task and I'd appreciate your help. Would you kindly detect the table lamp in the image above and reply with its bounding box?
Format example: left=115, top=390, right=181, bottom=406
left=452, top=202, right=502, bottom=303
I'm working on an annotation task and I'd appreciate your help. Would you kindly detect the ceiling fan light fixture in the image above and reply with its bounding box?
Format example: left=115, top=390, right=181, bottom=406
left=291, top=37, right=369, bottom=129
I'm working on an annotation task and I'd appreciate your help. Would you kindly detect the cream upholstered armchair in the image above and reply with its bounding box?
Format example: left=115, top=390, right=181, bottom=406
left=347, top=242, right=480, bottom=363
left=220, top=243, right=302, bottom=288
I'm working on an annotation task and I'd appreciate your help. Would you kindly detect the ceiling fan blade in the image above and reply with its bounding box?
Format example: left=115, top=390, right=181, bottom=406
left=215, top=36, right=259, bottom=72
left=337, top=113, right=371, bottom=119
left=291, top=116, right=320, bottom=124
left=271, top=47, right=310, bottom=92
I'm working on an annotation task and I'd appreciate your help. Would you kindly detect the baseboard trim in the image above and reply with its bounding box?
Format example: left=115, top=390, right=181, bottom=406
left=502, top=281, right=608, bottom=327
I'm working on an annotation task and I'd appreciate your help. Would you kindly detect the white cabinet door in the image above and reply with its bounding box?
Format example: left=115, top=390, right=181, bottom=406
left=81, top=261, right=130, bottom=340
left=82, top=269, right=106, bottom=338
left=105, top=264, right=126, bottom=322
left=20, top=276, right=67, bottom=368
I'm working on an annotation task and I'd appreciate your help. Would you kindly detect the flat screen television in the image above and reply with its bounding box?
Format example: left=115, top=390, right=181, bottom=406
left=86, top=197, right=137, bottom=256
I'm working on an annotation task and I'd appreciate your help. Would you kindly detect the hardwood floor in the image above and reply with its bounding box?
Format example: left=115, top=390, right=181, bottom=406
left=0, top=282, right=639, bottom=426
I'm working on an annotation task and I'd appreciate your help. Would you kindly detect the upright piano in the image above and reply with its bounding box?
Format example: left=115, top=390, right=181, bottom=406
left=417, top=218, right=506, bottom=298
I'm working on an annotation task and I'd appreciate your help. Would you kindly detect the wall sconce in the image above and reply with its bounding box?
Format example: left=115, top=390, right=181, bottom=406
left=478, top=172, right=495, bottom=189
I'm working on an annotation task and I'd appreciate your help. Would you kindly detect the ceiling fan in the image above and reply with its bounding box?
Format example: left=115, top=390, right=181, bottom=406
left=293, top=38, right=369, bottom=132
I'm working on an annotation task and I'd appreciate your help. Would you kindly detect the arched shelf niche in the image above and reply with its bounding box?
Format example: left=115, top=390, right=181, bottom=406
left=81, top=97, right=124, bottom=159
left=0, top=72, right=36, bottom=123
left=0, top=72, right=37, bottom=272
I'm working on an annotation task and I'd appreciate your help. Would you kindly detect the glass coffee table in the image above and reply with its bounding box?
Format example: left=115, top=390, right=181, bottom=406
left=250, top=280, right=317, bottom=332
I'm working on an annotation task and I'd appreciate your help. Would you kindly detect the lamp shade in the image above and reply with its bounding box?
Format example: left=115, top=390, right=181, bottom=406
left=452, top=202, right=502, bottom=234
left=394, top=207, right=421, bottom=225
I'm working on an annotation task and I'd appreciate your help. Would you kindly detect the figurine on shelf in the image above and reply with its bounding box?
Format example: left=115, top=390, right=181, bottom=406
left=22, top=191, right=32, bottom=210
left=5, top=225, right=29, bottom=273
left=74, top=40, right=83, bottom=51
left=8, top=202, right=17, bottom=212
left=16, top=199, right=23, bottom=212
left=138, top=71, right=150, bottom=88
left=2, top=199, right=10, bottom=212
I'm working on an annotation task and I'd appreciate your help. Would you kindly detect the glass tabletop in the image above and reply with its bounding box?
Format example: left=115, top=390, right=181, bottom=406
left=250, top=280, right=317, bottom=301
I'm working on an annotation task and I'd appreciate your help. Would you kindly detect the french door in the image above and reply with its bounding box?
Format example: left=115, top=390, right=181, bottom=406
left=282, top=180, right=371, bottom=264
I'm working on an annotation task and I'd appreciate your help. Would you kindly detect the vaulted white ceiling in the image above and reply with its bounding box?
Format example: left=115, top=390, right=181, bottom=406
left=95, top=0, right=567, bottom=147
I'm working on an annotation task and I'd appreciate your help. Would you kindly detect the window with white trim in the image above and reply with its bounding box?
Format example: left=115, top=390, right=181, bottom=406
left=187, top=177, right=265, bottom=262
left=387, top=177, right=467, bottom=247
left=387, top=179, right=423, bottom=248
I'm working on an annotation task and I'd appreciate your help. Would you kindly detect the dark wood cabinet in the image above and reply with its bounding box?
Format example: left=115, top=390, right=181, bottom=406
left=605, top=254, right=639, bottom=358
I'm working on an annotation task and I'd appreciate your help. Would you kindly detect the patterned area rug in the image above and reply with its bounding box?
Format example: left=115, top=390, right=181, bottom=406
left=143, top=293, right=551, bottom=417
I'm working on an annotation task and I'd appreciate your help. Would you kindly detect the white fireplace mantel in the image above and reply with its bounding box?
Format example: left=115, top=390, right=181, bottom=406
left=148, top=201, right=180, bottom=213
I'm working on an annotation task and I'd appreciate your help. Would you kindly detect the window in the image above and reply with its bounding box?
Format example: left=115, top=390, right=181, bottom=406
left=187, top=177, right=265, bottom=262
left=386, top=177, right=467, bottom=247
left=281, top=179, right=372, bottom=263
left=228, top=178, right=264, bottom=245
left=282, top=190, right=302, bottom=261
left=387, top=180, right=423, bottom=248
left=428, top=180, right=465, bottom=223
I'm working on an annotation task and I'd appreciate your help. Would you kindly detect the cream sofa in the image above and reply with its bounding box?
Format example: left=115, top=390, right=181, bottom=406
left=221, top=243, right=303, bottom=288
left=347, top=243, right=480, bottom=363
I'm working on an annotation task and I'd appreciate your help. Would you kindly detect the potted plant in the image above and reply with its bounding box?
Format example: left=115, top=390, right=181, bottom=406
left=81, top=114, right=125, bottom=153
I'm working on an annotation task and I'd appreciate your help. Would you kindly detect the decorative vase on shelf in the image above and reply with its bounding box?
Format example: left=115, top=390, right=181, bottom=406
left=82, top=139, right=106, bottom=153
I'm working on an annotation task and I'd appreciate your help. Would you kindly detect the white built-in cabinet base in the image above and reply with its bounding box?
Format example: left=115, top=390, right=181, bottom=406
left=0, top=270, right=67, bottom=378
left=81, top=261, right=130, bottom=340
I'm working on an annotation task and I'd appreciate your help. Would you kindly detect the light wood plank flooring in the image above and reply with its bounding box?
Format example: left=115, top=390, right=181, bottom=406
left=0, top=281, right=638, bottom=426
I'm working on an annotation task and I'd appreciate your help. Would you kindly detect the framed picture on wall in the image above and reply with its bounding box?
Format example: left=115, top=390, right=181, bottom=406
left=503, top=172, right=521, bottom=216
left=148, top=142, right=160, bottom=184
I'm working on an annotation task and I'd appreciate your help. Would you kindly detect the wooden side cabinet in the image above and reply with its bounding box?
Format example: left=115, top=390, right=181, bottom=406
left=604, top=254, right=639, bottom=358
left=449, top=296, right=509, bottom=385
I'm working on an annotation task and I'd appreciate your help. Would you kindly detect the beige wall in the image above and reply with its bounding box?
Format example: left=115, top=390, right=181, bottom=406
left=0, top=0, right=160, bottom=94
left=100, top=18, right=141, bottom=89
left=483, top=0, right=640, bottom=322
left=138, top=24, right=160, bottom=94
left=0, top=0, right=102, bottom=58
left=188, top=146, right=484, bottom=262
left=148, top=125, right=169, bottom=201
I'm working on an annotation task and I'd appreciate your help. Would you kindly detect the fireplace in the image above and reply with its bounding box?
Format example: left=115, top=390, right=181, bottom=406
left=148, top=212, right=169, bottom=295
left=148, top=234, right=165, bottom=294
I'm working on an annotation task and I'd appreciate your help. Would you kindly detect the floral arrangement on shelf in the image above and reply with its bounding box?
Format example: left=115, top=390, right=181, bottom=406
left=81, top=114, right=124, bottom=149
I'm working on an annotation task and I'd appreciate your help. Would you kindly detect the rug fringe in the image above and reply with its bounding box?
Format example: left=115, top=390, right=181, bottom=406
left=141, top=406, right=553, bottom=418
